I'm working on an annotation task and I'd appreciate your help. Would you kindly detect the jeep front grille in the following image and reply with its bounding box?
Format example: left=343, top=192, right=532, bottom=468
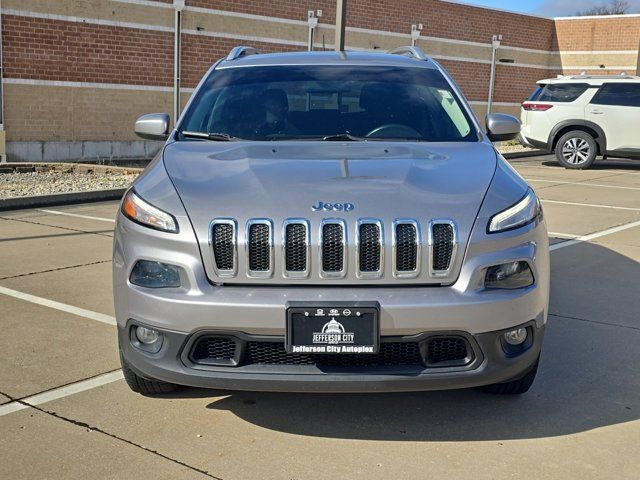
left=208, top=217, right=457, bottom=282
left=247, top=219, right=273, bottom=277
left=320, top=220, right=346, bottom=277
left=393, top=220, right=420, bottom=277
left=210, top=219, right=237, bottom=276
left=356, top=219, right=383, bottom=278
left=429, top=220, right=457, bottom=276
left=283, top=219, right=310, bottom=278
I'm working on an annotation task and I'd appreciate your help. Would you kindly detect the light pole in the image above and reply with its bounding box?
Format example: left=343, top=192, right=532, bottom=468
left=335, top=0, right=347, bottom=51
left=173, top=0, right=185, bottom=127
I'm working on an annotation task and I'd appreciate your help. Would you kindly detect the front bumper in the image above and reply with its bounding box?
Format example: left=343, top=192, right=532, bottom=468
left=120, top=320, right=544, bottom=393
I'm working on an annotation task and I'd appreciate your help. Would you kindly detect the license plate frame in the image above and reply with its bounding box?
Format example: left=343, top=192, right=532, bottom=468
left=285, top=301, right=380, bottom=354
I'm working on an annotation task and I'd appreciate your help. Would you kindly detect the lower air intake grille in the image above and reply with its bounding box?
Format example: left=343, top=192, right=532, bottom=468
left=395, top=223, right=417, bottom=271
left=285, top=223, right=307, bottom=272
left=432, top=223, right=454, bottom=271
left=211, top=223, right=234, bottom=271
left=426, top=337, right=469, bottom=365
left=248, top=223, right=271, bottom=272
left=358, top=223, right=381, bottom=272
left=322, top=223, right=344, bottom=273
left=189, top=336, right=474, bottom=369
left=245, top=341, right=422, bottom=367
left=191, top=337, right=237, bottom=363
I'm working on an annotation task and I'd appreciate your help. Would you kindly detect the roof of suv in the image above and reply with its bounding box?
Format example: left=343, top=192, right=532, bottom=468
left=217, top=50, right=438, bottom=70
left=538, top=74, right=640, bottom=86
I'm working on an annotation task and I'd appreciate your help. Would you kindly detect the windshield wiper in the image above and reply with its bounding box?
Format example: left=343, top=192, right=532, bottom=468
left=181, top=131, right=236, bottom=141
left=321, top=133, right=365, bottom=141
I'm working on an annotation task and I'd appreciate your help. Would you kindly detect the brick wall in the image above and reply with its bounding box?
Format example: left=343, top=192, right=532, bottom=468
left=554, top=16, right=640, bottom=51
left=2, top=15, right=174, bottom=86
left=349, top=0, right=556, bottom=50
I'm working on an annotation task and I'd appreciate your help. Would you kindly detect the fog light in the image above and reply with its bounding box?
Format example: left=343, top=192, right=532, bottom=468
left=504, top=327, right=528, bottom=346
left=130, top=260, right=181, bottom=288
left=135, top=326, right=160, bottom=345
left=485, top=261, right=534, bottom=289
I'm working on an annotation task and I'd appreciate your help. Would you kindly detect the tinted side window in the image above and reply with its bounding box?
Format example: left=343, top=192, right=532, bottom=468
left=591, top=83, right=640, bottom=107
left=537, top=83, right=589, bottom=102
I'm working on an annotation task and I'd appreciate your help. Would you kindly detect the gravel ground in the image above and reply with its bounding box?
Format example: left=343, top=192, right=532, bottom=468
left=0, top=170, right=139, bottom=200
left=496, top=143, right=538, bottom=154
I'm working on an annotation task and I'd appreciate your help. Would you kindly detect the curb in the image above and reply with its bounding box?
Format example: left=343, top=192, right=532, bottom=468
left=502, top=150, right=548, bottom=160
left=0, top=188, right=126, bottom=212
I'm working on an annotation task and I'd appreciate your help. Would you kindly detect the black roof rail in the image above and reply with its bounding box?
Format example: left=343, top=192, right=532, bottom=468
left=226, top=46, right=260, bottom=61
left=387, top=46, right=429, bottom=61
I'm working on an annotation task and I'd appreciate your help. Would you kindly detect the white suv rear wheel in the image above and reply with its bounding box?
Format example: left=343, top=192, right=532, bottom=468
left=555, top=131, right=598, bottom=169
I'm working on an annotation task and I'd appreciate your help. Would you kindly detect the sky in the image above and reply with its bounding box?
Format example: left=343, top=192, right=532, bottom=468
left=457, top=0, right=640, bottom=17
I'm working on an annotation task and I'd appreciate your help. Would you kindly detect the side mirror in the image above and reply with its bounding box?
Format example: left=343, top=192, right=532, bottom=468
left=134, top=113, right=170, bottom=140
left=486, top=113, right=521, bottom=142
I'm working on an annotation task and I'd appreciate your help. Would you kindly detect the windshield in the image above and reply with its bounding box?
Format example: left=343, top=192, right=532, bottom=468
left=178, top=65, right=477, bottom=142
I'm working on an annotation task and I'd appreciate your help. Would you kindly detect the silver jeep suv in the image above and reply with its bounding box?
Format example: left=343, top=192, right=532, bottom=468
left=114, top=46, right=549, bottom=395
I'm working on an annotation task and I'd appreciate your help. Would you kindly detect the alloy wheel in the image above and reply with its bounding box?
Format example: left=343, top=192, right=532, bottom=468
left=562, top=137, right=591, bottom=165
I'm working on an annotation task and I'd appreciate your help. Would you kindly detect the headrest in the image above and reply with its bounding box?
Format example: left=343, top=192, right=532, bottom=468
left=359, top=83, right=393, bottom=111
left=263, top=89, right=289, bottom=111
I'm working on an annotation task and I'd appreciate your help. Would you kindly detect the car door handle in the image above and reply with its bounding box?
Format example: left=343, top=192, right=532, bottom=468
left=589, top=109, right=604, bottom=114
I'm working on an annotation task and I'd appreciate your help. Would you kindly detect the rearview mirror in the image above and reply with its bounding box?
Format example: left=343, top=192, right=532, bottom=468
left=134, top=113, right=170, bottom=140
left=486, top=113, right=521, bottom=142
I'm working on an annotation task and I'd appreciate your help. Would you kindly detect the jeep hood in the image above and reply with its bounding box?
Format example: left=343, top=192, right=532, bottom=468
left=162, top=140, right=498, bottom=284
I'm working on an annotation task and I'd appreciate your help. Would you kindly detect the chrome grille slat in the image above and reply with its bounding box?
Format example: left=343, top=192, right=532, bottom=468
left=283, top=219, right=310, bottom=278
left=392, top=219, right=421, bottom=278
left=429, top=219, right=458, bottom=277
left=209, top=218, right=237, bottom=277
left=246, top=219, right=274, bottom=278
left=356, top=218, right=383, bottom=279
left=320, top=219, right=347, bottom=278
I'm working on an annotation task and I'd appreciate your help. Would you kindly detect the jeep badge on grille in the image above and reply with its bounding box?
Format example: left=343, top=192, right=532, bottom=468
left=311, top=201, right=355, bottom=212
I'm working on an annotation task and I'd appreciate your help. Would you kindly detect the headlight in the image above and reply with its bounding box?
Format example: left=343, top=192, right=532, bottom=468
left=121, top=189, right=178, bottom=233
left=488, top=188, right=541, bottom=233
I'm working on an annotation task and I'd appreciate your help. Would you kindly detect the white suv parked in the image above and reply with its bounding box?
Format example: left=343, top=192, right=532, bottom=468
left=519, top=74, right=640, bottom=169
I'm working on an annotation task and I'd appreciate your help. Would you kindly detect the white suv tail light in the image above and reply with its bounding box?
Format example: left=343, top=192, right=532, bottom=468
left=521, top=102, right=553, bottom=112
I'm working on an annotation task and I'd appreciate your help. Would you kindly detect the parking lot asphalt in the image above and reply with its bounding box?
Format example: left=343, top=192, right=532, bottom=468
left=1, top=154, right=639, bottom=479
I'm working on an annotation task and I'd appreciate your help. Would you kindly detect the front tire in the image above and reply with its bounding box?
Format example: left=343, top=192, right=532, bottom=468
left=120, top=351, right=178, bottom=395
left=555, top=131, right=597, bottom=169
left=481, top=357, right=539, bottom=395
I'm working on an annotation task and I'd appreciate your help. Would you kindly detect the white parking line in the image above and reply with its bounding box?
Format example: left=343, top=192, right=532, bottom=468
left=37, top=209, right=116, bottom=223
left=541, top=199, right=640, bottom=212
left=0, top=286, right=116, bottom=325
left=550, top=219, right=640, bottom=251
left=511, top=163, right=640, bottom=175
left=548, top=232, right=579, bottom=238
left=527, top=178, right=640, bottom=191
left=0, top=370, right=124, bottom=417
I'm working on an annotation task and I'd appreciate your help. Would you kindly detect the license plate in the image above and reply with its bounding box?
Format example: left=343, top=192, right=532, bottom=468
left=286, top=302, right=379, bottom=354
